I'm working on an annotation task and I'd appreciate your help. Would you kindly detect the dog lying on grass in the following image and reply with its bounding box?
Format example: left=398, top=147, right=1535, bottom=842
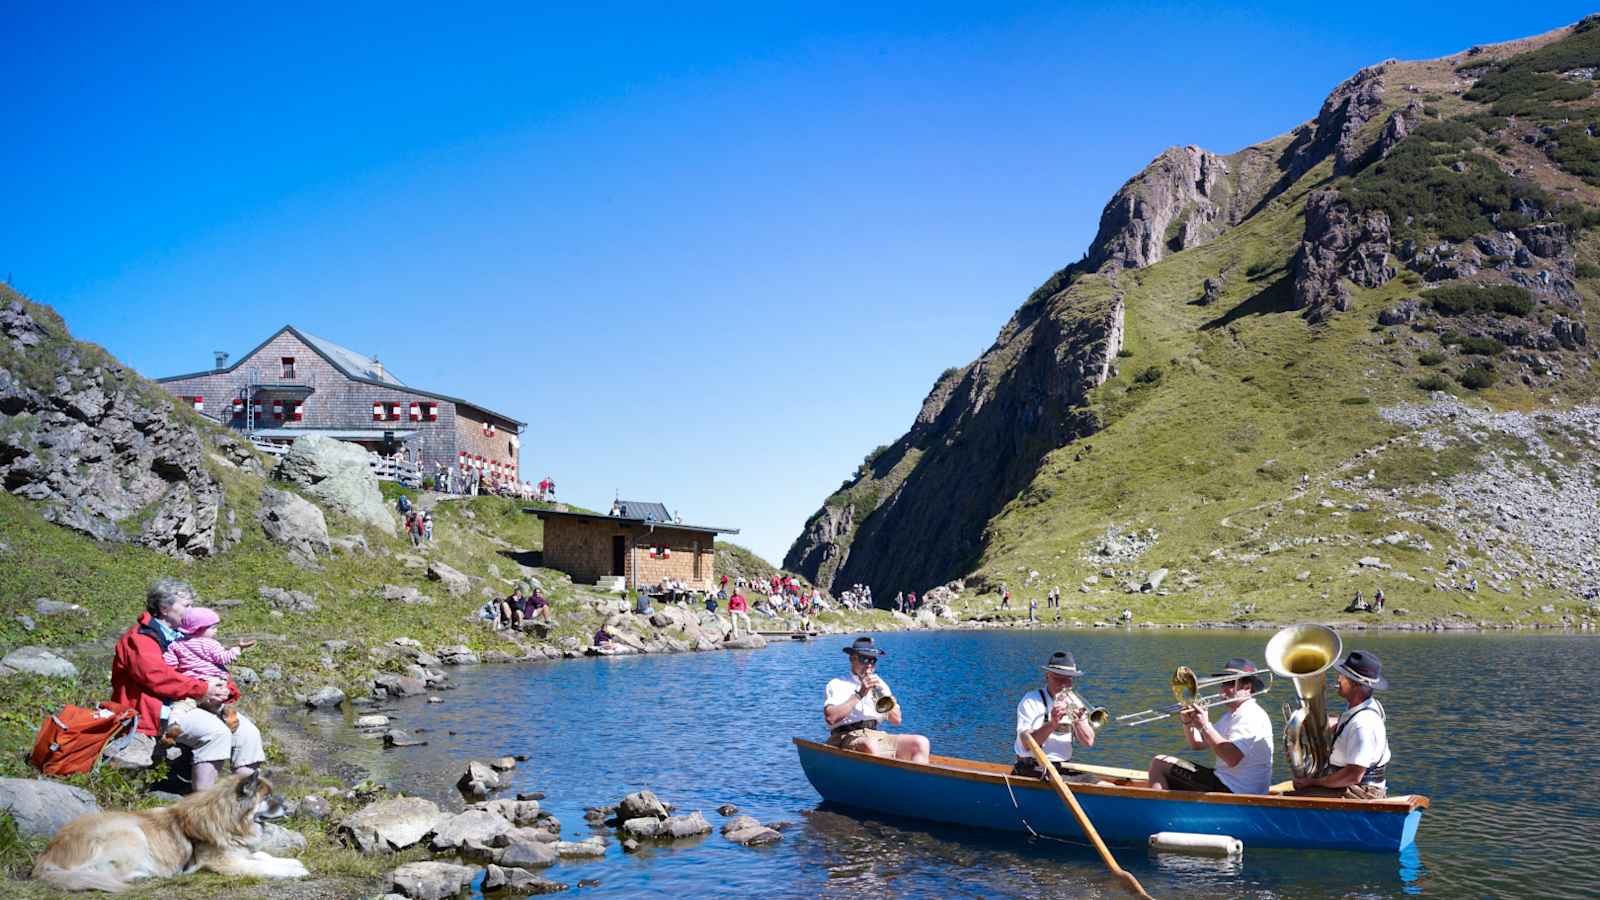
left=32, top=770, right=309, bottom=892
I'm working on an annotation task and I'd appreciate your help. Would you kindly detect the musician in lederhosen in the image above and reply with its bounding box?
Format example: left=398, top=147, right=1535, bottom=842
left=1146, top=657, right=1274, bottom=794
left=823, top=637, right=931, bottom=763
left=1011, top=651, right=1098, bottom=780
left=1292, top=649, right=1391, bottom=799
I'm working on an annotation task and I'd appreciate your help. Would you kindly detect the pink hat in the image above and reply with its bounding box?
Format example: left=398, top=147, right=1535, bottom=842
left=180, top=607, right=221, bottom=634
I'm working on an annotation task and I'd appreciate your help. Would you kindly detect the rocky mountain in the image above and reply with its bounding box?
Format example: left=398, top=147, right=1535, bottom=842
left=0, top=292, right=238, bottom=558
left=787, top=18, right=1600, bottom=621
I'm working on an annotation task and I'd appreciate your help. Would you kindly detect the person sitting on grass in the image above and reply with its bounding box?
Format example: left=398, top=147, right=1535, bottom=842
left=593, top=625, right=612, bottom=647
left=112, top=578, right=264, bottom=792
left=523, top=588, right=550, bottom=623
left=504, top=587, right=526, bottom=629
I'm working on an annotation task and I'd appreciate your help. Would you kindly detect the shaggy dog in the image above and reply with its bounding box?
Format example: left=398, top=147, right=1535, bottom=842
left=32, top=771, right=309, bottom=892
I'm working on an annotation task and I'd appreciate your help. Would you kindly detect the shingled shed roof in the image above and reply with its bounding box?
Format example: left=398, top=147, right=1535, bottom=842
left=529, top=506, right=738, bottom=535
left=616, top=500, right=671, bottom=522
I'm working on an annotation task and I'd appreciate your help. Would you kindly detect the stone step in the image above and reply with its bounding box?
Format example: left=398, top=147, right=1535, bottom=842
left=594, top=576, right=627, bottom=594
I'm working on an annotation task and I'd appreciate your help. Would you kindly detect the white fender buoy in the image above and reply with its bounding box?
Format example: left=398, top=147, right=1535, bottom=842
left=1148, top=831, right=1243, bottom=857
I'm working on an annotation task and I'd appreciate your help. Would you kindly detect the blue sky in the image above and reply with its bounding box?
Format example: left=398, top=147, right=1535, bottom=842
left=4, top=3, right=1594, bottom=564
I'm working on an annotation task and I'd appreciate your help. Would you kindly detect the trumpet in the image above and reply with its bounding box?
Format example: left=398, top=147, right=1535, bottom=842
left=1117, top=665, right=1274, bottom=727
left=1055, top=689, right=1110, bottom=731
left=863, top=678, right=897, bottom=715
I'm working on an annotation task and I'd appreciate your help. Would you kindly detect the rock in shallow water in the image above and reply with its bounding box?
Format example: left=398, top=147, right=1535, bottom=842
left=388, top=861, right=480, bottom=900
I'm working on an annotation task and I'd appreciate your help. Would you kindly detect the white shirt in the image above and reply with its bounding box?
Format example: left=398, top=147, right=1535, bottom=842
left=825, top=675, right=890, bottom=728
left=1014, top=689, right=1076, bottom=762
left=1212, top=698, right=1274, bottom=795
left=1330, top=697, right=1389, bottom=787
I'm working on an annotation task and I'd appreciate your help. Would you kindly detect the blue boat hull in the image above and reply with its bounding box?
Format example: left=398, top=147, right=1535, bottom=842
left=795, top=738, right=1425, bottom=853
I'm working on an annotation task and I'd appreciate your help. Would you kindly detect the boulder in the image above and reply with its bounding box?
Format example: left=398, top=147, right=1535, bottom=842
left=384, top=729, right=427, bottom=748
left=466, top=798, right=542, bottom=826
left=305, top=686, right=346, bottom=709
left=388, top=861, right=480, bottom=900
left=482, top=864, right=567, bottom=894
left=489, top=756, right=517, bottom=772
left=374, top=673, right=427, bottom=697
left=340, top=796, right=444, bottom=854
left=428, top=562, right=471, bottom=596
left=0, top=646, right=78, bottom=679
left=256, top=487, right=331, bottom=557
left=721, top=815, right=782, bottom=846
left=382, top=584, right=432, bottom=605
left=436, top=645, right=480, bottom=666
left=459, top=760, right=502, bottom=794
left=274, top=435, right=396, bottom=535
left=0, top=777, right=100, bottom=839
left=259, top=585, right=317, bottom=613
left=617, top=790, right=668, bottom=821
left=355, top=714, right=389, bottom=729
left=297, top=795, right=332, bottom=819
left=720, top=634, right=768, bottom=650
left=430, top=809, right=512, bottom=851
left=622, top=811, right=712, bottom=840
left=255, top=822, right=308, bottom=855
left=496, top=835, right=559, bottom=868
left=554, top=837, right=606, bottom=858
left=32, top=598, right=82, bottom=616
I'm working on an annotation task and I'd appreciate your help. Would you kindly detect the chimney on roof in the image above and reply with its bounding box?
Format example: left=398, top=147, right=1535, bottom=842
left=372, top=356, right=385, bottom=379
left=213, top=351, right=229, bottom=370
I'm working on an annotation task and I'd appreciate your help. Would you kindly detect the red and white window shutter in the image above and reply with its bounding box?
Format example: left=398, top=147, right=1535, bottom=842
left=372, top=402, right=384, bottom=422
left=191, top=396, right=204, bottom=412
left=232, top=398, right=244, bottom=417
left=272, top=400, right=284, bottom=421
left=409, top=402, right=420, bottom=421
left=291, top=401, right=304, bottom=422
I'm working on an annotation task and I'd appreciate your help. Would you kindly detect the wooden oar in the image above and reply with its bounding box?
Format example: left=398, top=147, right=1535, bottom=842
left=1022, top=733, right=1153, bottom=899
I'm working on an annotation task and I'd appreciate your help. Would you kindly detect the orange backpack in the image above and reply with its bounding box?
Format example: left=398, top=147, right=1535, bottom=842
left=29, top=701, right=139, bottom=777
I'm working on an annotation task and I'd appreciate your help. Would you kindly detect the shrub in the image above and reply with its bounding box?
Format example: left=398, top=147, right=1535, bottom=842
left=1244, top=260, right=1275, bottom=278
left=1340, top=396, right=1372, bottom=405
left=1133, top=366, right=1164, bottom=386
left=1458, top=336, right=1506, bottom=356
left=1426, top=284, right=1535, bottom=317
left=1458, top=364, right=1498, bottom=390
left=1417, top=373, right=1452, bottom=391
left=1116, top=349, right=1133, bottom=358
left=1577, top=262, right=1600, bottom=279
left=1419, top=351, right=1446, bottom=366
left=1344, top=121, right=1554, bottom=242
left=938, top=366, right=960, bottom=381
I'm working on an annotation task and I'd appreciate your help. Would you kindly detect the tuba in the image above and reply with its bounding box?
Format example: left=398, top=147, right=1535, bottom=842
left=1265, top=623, right=1342, bottom=779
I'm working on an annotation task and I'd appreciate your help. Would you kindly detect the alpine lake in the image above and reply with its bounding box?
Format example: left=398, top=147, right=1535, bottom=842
left=293, top=628, right=1598, bottom=899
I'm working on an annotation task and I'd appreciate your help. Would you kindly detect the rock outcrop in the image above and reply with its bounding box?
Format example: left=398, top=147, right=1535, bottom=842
left=1291, top=189, right=1395, bottom=322
left=0, top=777, right=100, bottom=839
left=0, top=295, right=230, bottom=558
left=257, top=486, right=331, bottom=559
left=273, top=435, right=395, bottom=534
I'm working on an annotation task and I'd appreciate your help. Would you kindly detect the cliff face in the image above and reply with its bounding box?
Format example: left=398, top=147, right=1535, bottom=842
left=787, top=17, right=1600, bottom=597
left=0, top=291, right=236, bottom=558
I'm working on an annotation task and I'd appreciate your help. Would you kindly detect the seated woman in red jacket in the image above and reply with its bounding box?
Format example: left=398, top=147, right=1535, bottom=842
left=111, top=577, right=265, bottom=791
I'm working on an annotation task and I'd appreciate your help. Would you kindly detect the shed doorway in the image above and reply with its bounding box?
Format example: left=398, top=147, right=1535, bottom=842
left=611, top=536, right=626, bottom=577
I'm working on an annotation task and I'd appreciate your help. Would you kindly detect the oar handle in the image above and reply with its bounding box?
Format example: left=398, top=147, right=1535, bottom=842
left=1022, top=733, right=1153, bottom=899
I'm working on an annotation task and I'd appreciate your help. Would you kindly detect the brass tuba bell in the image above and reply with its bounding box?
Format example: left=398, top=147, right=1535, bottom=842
left=1265, top=623, right=1342, bottom=779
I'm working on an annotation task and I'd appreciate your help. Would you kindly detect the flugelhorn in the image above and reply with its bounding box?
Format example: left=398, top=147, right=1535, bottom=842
left=1265, top=623, right=1342, bottom=779
left=868, top=683, right=897, bottom=715
left=1055, top=689, right=1109, bottom=731
left=1117, top=665, right=1274, bottom=726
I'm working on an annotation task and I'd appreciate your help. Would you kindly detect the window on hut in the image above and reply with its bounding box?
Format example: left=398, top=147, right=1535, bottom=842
left=281, top=357, right=296, bottom=379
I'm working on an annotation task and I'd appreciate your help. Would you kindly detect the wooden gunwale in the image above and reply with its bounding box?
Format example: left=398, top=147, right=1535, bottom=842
left=795, top=738, right=1429, bottom=813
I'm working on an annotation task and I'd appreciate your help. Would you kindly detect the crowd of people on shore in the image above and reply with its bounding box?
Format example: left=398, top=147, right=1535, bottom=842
left=422, top=458, right=556, bottom=502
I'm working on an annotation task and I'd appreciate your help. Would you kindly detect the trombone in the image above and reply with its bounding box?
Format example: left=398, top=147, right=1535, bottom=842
left=1116, top=665, right=1274, bottom=727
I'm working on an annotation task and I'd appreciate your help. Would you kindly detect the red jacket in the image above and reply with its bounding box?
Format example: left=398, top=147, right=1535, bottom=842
left=111, top=613, right=235, bottom=735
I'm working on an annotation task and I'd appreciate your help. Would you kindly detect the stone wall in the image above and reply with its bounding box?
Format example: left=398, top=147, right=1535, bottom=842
left=158, top=331, right=520, bottom=477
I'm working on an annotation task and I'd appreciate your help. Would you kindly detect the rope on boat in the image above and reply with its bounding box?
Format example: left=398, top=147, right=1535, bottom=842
left=1003, top=772, right=1088, bottom=848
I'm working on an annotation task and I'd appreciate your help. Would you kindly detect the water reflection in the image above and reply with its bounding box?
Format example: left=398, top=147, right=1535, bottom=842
left=299, top=629, right=1597, bottom=898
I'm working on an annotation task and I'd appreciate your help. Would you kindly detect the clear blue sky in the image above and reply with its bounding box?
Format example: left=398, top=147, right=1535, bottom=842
left=4, top=3, right=1593, bottom=564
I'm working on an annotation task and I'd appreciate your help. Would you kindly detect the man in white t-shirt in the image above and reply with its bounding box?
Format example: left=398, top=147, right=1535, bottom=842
left=1293, top=649, right=1391, bottom=799
left=1147, top=657, right=1275, bottom=794
left=823, top=637, right=931, bottom=763
left=1011, top=651, right=1099, bottom=780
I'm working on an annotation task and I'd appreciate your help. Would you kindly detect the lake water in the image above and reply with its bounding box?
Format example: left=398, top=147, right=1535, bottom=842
left=298, top=629, right=1600, bottom=898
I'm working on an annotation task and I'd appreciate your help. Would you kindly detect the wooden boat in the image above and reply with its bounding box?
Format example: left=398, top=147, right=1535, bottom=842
left=795, top=738, right=1427, bottom=853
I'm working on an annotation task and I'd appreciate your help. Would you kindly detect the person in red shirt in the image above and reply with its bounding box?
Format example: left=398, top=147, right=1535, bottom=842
left=728, top=590, right=750, bottom=636
left=111, top=577, right=264, bottom=790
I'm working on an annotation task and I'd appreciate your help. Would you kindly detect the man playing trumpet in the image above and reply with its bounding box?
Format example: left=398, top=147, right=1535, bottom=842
left=823, top=637, right=931, bottom=763
left=1011, top=651, right=1099, bottom=779
left=1147, top=657, right=1274, bottom=795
